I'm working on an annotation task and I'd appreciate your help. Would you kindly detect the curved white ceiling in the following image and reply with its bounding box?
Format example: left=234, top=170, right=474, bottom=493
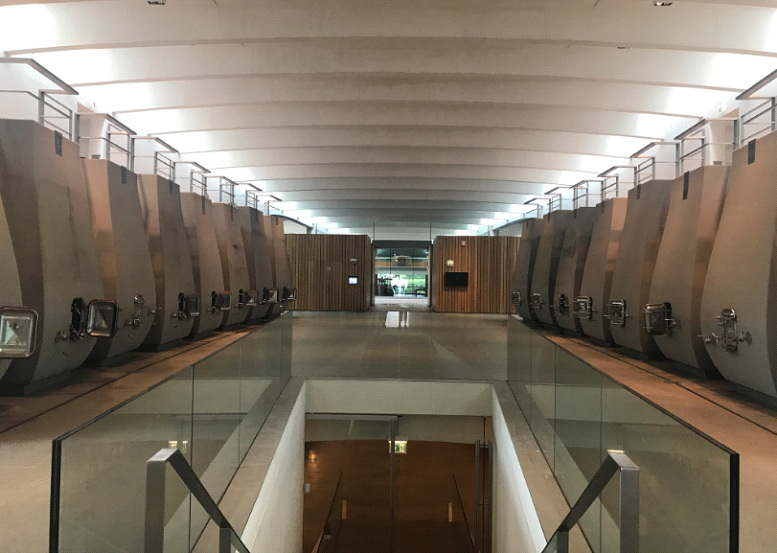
left=1, top=0, right=776, bottom=238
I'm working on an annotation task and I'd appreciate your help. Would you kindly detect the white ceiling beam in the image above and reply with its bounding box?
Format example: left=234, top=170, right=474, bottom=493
left=222, top=164, right=594, bottom=184
left=74, top=75, right=726, bottom=119
left=256, top=178, right=548, bottom=195
left=193, top=147, right=626, bottom=173
left=117, top=103, right=688, bottom=141
left=27, top=42, right=774, bottom=92
left=167, top=127, right=648, bottom=158
left=3, top=2, right=777, bottom=58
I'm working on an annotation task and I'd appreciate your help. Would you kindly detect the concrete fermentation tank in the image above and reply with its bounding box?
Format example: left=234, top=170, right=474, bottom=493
left=607, top=180, right=673, bottom=356
left=701, top=131, right=777, bottom=397
left=0, top=120, right=114, bottom=393
left=237, top=206, right=275, bottom=322
left=263, top=215, right=295, bottom=316
left=576, top=198, right=628, bottom=345
left=511, top=217, right=545, bottom=321
left=553, top=207, right=599, bottom=335
left=180, top=191, right=229, bottom=337
left=0, top=181, right=27, bottom=381
left=530, top=210, right=573, bottom=326
left=648, top=166, right=728, bottom=373
left=82, top=160, right=157, bottom=361
left=212, top=202, right=252, bottom=327
left=137, top=174, right=197, bottom=346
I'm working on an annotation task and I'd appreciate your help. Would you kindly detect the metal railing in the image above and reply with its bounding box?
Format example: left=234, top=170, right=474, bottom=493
left=540, top=450, right=639, bottom=553
left=0, top=89, right=77, bottom=140
left=133, top=136, right=179, bottom=179
left=144, top=448, right=250, bottom=553
left=79, top=115, right=136, bottom=169
left=570, top=180, right=603, bottom=209
left=208, top=176, right=238, bottom=205
left=738, top=97, right=776, bottom=145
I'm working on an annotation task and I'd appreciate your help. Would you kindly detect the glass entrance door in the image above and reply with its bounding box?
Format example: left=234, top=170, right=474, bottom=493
left=375, top=248, right=429, bottom=298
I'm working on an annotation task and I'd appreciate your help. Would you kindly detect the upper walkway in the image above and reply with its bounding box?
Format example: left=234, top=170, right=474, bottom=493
left=1, top=306, right=777, bottom=551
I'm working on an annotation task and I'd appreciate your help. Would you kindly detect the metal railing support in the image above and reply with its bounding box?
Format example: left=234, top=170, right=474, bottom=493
left=144, top=448, right=250, bottom=553
left=540, top=450, right=639, bottom=553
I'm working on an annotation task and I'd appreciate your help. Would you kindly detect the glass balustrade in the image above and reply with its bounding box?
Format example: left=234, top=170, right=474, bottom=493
left=507, top=316, right=738, bottom=553
left=51, top=312, right=292, bottom=553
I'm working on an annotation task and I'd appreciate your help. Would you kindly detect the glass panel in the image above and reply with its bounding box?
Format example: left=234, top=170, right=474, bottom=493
left=56, top=367, right=194, bottom=553
left=506, top=316, right=737, bottom=553
left=529, top=330, right=555, bottom=470
left=553, top=349, right=603, bottom=553
left=53, top=316, right=291, bottom=553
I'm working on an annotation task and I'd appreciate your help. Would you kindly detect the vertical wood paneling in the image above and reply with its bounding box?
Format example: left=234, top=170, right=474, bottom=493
left=286, top=234, right=372, bottom=311
left=431, top=236, right=520, bottom=313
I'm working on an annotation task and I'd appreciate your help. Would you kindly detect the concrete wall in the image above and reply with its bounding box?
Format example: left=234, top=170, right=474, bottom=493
left=241, top=380, right=306, bottom=553
left=212, top=202, right=252, bottom=327
left=181, top=192, right=227, bottom=336
left=83, top=159, right=156, bottom=359
left=491, top=386, right=548, bottom=553
left=650, top=165, right=728, bottom=371
left=531, top=210, right=573, bottom=326
left=553, top=207, right=599, bottom=335
left=609, top=180, right=673, bottom=354
left=0, top=119, right=103, bottom=389
left=701, top=130, right=777, bottom=396
left=577, top=198, right=628, bottom=344
left=237, top=206, right=274, bottom=321
left=137, top=174, right=196, bottom=345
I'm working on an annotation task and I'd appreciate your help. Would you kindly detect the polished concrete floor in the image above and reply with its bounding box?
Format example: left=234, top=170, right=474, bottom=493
left=291, top=304, right=507, bottom=381
left=3, top=306, right=777, bottom=552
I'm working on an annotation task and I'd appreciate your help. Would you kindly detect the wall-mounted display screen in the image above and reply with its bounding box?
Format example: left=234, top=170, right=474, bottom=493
left=444, top=271, right=469, bottom=287
left=348, top=276, right=358, bottom=285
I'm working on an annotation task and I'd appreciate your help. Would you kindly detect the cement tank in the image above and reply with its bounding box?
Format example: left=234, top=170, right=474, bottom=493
left=0, top=119, right=115, bottom=393
left=511, top=217, right=545, bottom=321
left=700, top=131, right=777, bottom=397
left=83, top=160, right=157, bottom=361
left=181, top=192, right=229, bottom=337
left=263, top=215, right=295, bottom=316
left=237, top=206, right=275, bottom=322
left=553, top=207, right=599, bottom=335
left=137, top=174, right=197, bottom=347
left=648, top=166, right=728, bottom=373
left=530, top=210, right=573, bottom=326
left=0, top=182, right=31, bottom=382
left=608, top=180, right=673, bottom=356
left=212, top=202, right=252, bottom=327
left=576, top=198, right=628, bottom=344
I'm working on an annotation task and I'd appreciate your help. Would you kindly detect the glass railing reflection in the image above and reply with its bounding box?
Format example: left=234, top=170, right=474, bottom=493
left=507, top=316, right=738, bottom=553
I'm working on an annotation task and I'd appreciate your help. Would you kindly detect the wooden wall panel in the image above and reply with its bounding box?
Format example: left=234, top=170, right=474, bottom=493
left=286, top=234, right=372, bottom=311
left=431, top=236, right=520, bottom=314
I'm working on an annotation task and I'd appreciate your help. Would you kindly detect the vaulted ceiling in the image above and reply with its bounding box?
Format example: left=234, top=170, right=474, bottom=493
left=1, top=0, right=776, bottom=239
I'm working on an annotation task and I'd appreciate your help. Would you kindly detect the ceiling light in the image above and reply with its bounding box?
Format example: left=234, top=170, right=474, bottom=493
left=653, top=1, right=672, bottom=6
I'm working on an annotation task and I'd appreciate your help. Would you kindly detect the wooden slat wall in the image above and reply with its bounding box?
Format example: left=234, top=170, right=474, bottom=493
left=431, top=236, right=520, bottom=313
left=286, top=234, right=372, bottom=311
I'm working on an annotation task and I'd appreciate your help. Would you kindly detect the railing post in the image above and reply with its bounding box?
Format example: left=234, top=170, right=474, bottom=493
left=219, top=527, right=232, bottom=553
left=144, top=451, right=169, bottom=553
left=557, top=531, right=568, bottom=553
left=618, top=456, right=640, bottom=553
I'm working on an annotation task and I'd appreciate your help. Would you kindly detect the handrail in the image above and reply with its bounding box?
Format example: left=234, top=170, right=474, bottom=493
left=315, top=471, right=345, bottom=553
left=540, top=450, right=639, bottom=553
left=144, top=448, right=250, bottom=553
left=451, top=474, right=475, bottom=553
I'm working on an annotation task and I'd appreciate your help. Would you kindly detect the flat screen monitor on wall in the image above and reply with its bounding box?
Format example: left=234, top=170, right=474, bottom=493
left=444, top=272, right=469, bottom=287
